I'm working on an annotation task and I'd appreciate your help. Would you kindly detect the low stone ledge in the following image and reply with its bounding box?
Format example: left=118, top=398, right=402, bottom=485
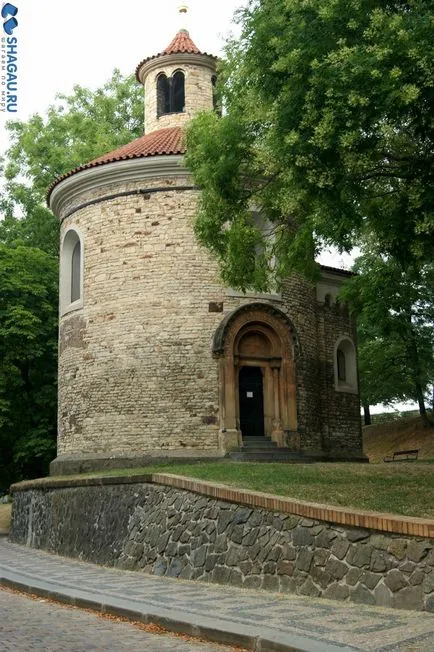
left=10, top=474, right=153, bottom=492
left=9, top=478, right=434, bottom=612
left=10, top=472, right=434, bottom=539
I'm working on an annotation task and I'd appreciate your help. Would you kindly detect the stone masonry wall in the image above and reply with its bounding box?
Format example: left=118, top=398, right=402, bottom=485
left=57, top=167, right=362, bottom=461
left=321, top=302, right=362, bottom=453
left=58, top=177, right=226, bottom=457
left=10, top=482, right=434, bottom=612
left=144, top=61, right=215, bottom=134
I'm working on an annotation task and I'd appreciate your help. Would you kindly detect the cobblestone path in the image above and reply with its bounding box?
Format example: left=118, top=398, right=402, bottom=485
left=0, top=588, right=242, bottom=652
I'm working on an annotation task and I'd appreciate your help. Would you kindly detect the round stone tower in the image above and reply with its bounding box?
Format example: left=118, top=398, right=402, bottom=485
left=48, top=29, right=366, bottom=474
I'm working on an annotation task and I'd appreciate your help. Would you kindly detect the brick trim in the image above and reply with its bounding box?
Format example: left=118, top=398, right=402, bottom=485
left=10, top=473, right=434, bottom=539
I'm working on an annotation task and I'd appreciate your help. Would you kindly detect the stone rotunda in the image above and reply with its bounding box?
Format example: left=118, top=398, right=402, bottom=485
left=48, top=29, right=366, bottom=474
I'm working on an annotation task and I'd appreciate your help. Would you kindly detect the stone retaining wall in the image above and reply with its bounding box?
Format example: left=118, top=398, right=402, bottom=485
left=10, top=476, right=434, bottom=612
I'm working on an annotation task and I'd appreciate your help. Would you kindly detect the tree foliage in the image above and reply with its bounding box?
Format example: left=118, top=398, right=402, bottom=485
left=186, top=0, right=434, bottom=290
left=0, top=71, right=143, bottom=485
left=341, top=251, right=434, bottom=422
left=0, top=245, right=58, bottom=486
left=3, top=70, right=143, bottom=203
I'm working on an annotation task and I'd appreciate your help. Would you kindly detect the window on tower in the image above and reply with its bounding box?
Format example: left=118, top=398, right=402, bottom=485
left=156, top=70, right=185, bottom=117
left=60, top=228, right=83, bottom=314
left=172, top=70, right=185, bottom=112
left=211, top=75, right=221, bottom=115
left=157, top=73, right=170, bottom=116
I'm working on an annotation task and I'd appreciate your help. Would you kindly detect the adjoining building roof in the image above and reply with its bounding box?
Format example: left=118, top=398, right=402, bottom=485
left=320, top=265, right=355, bottom=277
left=135, top=29, right=217, bottom=81
left=46, top=127, right=185, bottom=203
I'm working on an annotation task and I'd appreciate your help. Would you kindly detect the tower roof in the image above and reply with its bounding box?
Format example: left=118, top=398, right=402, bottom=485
left=47, top=127, right=185, bottom=203
left=163, top=29, right=202, bottom=55
left=135, top=29, right=217, bottom=81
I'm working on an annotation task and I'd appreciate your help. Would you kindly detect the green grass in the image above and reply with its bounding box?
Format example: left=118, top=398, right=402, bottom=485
left=53, top=461, right=434, bottom=519
left=0, top=504, right=11, bottom=530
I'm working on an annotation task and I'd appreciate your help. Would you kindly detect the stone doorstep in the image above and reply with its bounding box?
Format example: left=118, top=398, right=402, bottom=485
left=0, top=575, right=353, bottom=652
left=9, top=472, right=434, bottom=540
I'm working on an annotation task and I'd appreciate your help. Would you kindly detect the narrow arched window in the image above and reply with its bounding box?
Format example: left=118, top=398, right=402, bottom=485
left=60, top=229, right=83, bottom=314
left=337, top=349, right=346, bottom=382
left=334, top=337, right=357, bottom=392
left=172, top=70, right=185, bottom=113
left=71, top=240, right=81, bottom=303
left=157, top=73, right=170, bottom=117
left=211, top=75, right=220, bottom=114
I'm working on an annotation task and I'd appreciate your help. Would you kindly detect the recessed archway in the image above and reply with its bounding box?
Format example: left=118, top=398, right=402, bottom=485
left=213, top=303, right=299, bottom=452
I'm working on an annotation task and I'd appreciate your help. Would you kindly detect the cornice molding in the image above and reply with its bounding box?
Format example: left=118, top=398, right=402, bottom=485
left=138, top=53, right=216, bottom=84
left=49, top=155, right=189, bottom=218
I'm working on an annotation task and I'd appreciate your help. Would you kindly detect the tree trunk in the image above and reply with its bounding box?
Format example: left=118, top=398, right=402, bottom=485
left=414, top=380, right=432, bottom=427
left=363, top=405, right=372, bottom=426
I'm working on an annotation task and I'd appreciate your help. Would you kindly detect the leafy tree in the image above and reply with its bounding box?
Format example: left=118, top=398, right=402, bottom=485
left=186, top=0, right=434, bottom=290
left=0, top=70, right=144, bottom=485
left=3, top=70, right=143, bottom=203
left=357, top=324, right=417, bottom=425
left=0, top=245, right=58, bottom=487
left=341, top=252, right=434, bottom=425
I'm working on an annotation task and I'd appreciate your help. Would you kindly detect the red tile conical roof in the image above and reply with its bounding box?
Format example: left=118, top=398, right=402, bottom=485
left=47, top=127, right=185, bottom=202
left=163, top=29, right=201, bottom=55
left=135, top=30, right=216, bottom=81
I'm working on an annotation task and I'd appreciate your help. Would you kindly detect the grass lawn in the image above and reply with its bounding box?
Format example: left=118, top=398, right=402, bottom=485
left=57, top=461, right=434, bottom=520
left=0, top=504, right=11, bottom=530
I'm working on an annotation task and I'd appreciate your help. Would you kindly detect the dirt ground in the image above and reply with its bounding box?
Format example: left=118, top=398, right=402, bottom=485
left=363, top=416, right=434, bottom=463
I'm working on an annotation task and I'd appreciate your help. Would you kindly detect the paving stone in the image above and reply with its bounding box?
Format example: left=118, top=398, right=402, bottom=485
left=298, top=577, right=321, bottom=597
left=295, top=549, right=313, bottom=572
left=313, top=548, right=329, bottom=567
left=346, top=529, right=370, bottom=543
left=281, top=543, right=296, bottom=561
left=385, top=569, right=408, bottom=593
left=347, top=544, right=373, bottom=568
left=262, top=574, right=280, bottom=591
left=374, top=582, right=394, bottom=608
left=276, top=560, right=294, bottom=576
left=330, top=539, right=349, bottom=560
left=326, top=559, right=348, bottom=581
left=423, top=571, right=434, bottom=594
left=393, top=585, right=425, bottom=611
left=351, top=584, right=376, bottom=605
left=361, top=571, right=381, bottom=590
left=323, top=583, right=350, bottom=601
left=346, top=567, right=362, bottom=586
left=292, top=527, right=313, bottom=547
left=387, top=539, right=408, bottom=561
left=370, top=549, right=390, bottom=572
left=410, top=569, right=425, bottom=586
left=407, top=541, right=432, bottom=563
left=315, top=529, right=338, bottom=548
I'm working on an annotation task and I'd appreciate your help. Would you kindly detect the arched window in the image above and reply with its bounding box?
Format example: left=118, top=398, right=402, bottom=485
left=334, top=337, right=357, bottom=392
left=71, top=240, right=81, bottom=303
left=172, top=70, right=185, bottom=113
left=157, top=73, right=170, bottom=117
left=60, top=229, right=83, bottom=314
left=337, top=349, right=346, bottom=382
left=156, top=70, right=185, bottom=117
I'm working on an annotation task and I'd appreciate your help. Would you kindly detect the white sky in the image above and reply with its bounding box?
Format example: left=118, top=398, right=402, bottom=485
left=0, top=0, right=244, bottom=144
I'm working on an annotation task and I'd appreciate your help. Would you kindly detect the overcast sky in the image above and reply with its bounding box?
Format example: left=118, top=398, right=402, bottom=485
left=0, top=0, right=244, bottom=143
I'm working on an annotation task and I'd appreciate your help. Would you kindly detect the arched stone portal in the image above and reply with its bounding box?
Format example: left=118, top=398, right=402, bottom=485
left=213, top=304, right=299, bottom=452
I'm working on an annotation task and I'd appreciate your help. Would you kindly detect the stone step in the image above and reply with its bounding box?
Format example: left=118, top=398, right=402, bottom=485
left=229, top=450, right=312, bottom=462
left=241, top=437, right=278, bottom=450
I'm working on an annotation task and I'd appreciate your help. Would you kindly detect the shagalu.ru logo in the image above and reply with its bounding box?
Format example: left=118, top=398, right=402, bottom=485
left=2, top=3, right=18, bottom=35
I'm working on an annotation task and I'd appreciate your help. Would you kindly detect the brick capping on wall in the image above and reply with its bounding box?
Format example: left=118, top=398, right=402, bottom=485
left=10, top=473, right=434, bottom=540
